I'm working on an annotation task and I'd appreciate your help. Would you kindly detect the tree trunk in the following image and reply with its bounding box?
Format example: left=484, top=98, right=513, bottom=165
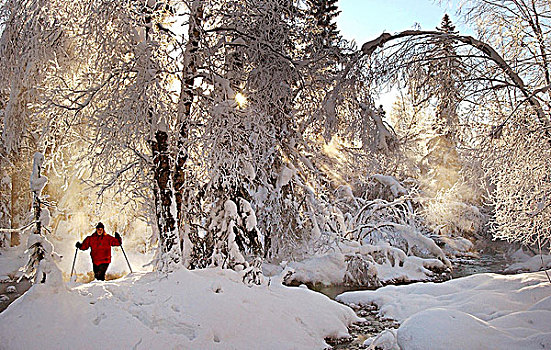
left=151, top=126, right=182, bottom=272
left=9, top=166, right=27, bottom=246
left=174, top=1, right=204, bottom=267
left=0, top=164, right=11, bottom=247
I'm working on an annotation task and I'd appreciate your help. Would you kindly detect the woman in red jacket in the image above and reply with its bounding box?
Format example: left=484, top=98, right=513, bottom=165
left=76, top=222, right=122, bottom=280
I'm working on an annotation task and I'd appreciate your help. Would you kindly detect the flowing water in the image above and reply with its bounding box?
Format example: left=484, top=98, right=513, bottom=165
left=450, top=254, right=510, bottom=278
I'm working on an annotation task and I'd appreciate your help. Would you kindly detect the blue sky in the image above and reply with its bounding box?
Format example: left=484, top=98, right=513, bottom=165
left=336, top=0, right=463, bottom=46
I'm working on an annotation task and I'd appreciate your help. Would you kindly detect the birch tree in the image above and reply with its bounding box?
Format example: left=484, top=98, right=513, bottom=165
left=356, top=0, right=551, bottom=249
left=459, top=0, right=551, bottom=250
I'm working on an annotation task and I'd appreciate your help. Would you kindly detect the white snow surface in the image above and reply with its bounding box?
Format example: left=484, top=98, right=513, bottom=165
left=372, top=174, right=407, bottom=197
left=337, top=271, right=551, bottom=350
left=0, top=268, right=360, bottom=350
left=284, top=242, right=448, bottom=287
left=505, top=254, right=551, bottom=273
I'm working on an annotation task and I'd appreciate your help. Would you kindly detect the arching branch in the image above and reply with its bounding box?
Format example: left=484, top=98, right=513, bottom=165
left=361, top=30, right=550, bottom=128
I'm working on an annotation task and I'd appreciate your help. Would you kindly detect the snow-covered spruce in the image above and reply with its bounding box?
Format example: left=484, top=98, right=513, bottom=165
left=20, top=152, right=63, bottom=286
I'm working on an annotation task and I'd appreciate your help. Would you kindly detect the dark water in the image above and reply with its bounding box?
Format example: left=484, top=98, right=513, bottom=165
left=0, top=277, right=32, bottom=313
left=450, top=254, right=510, bottom=278
left=313, top=284, right=378, bottom=300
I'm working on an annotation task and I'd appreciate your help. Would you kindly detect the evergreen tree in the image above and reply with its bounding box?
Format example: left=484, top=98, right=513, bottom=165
left=420, top=14, right=466, bottom=196
left=432, top=14, right=461, bottom=135
left=305, top=0, right=341, bottom=47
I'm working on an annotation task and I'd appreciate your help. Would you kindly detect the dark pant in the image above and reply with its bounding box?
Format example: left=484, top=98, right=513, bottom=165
left=93, top=263, right=109, bottom=280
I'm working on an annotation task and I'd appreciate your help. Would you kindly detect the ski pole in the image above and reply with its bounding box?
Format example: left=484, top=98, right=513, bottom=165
left=120, top=244, right=133, bottom=273
left=70, top=247, right=78, bottom=281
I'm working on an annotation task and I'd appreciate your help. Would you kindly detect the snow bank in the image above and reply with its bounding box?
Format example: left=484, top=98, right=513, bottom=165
left=284, top=243, right=448, bottom=287
left=0, top=268, right=361, bottom=349
left=0, top=247, right=28, bottom=280
left=337, top=272, right=551, bottom=349
left=433, top=235, right=474, bottom=257
left=286, top=252, right=348, bottom=286
left=505, top=254, right=551, bottom=273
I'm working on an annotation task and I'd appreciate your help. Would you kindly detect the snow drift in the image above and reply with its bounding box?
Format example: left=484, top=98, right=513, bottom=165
left=0, top=268, right=360, bottom=349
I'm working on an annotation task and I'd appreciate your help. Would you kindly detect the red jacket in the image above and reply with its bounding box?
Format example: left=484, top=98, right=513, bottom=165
left=79, top=232, right=121, bottom=265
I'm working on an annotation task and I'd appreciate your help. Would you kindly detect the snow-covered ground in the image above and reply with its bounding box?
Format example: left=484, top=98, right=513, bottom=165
left=0, top=267, right=360, bottom=350
left=0, top=247, right=28, bottom=281
left=3, top=228, right=551, bottom=349
left=337, top=271, right=551, bottom=349
left=0, top=231, right=360, bottom=349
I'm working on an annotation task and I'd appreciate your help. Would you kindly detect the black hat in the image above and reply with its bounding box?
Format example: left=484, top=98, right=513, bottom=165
left=96, top=222, right=105, bottom=229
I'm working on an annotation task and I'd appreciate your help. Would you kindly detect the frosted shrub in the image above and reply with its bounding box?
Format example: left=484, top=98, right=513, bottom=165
left=343, top=175, right=451, bottom=268
left=343, top=253, right=381, bottom=287
left=242, top=257, right=263, bottom=286
left=486, top=119, right=551, bottom=249
left=421, top=183, right=484, bottom=238
left=20, top=152, right=63, bottom=286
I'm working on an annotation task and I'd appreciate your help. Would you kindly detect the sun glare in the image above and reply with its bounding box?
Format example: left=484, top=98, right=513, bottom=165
left=235, top=92, right=247, bottom=107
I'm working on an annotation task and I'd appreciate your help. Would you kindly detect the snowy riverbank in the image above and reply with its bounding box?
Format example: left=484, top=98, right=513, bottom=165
left=2, top=237, right=551, bottom=349
left=337, top=271, right=551, bottom=349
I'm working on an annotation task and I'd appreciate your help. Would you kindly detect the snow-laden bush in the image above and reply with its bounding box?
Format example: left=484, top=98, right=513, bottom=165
left=343, top=253, right=381, bottom=287
left=341, top=175, right=451, bottom=266
left=20, top=234, right=64, bottom=287
left=273, top=174, right=454, bottom=287
left=283, top=240, right=449, bottom=287
left=485, top=118, right=551, bottom=250
left=421, top=183, right=484, bottom=239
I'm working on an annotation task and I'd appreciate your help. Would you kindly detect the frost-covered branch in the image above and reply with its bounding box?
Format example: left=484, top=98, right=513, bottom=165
left=360, top=30, right=550, bottom=128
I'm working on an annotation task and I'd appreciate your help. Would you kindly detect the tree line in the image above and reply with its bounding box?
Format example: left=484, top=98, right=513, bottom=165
left=0, top=0, right=549, bottom=278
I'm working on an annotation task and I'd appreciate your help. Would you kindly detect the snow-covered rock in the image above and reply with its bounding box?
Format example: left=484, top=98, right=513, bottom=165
left=0, top=275, right=11, bottom=283
left=433, top=235, right=474, bottom=256
left=364, top=329, right=398, bottom=350
left=505, top=254, right=551, bottom=273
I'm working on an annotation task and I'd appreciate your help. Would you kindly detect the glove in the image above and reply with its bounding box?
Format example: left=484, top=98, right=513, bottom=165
left=115, top=232, right=122, bottom=244
left=75, top=242, right=82, bottom=249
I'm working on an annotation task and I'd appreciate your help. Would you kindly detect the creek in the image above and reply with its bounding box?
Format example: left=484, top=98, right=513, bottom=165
left=323, top=253, right=512, bottom=349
